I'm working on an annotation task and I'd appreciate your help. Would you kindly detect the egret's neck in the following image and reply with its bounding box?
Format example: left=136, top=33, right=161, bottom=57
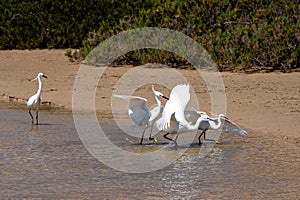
left=37, top=77, right=42, bottom=96
left=155, top=96, right=161, bottom=107
left=186, top=116, right=203, bottom=130
left=209, top=116, right=222, bottom=129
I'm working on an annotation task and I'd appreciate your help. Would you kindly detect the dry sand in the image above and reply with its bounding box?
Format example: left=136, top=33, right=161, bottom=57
left=0, top=50, right=299, bottom=143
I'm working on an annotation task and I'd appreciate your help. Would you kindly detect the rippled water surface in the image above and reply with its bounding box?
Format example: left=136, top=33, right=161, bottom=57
left=0, top=102, right=299, bottom=199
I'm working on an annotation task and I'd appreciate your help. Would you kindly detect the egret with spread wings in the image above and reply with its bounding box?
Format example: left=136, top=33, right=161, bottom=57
left=113, top=85, right=169, bottom=144
left=186, top=110, right=248, bottom=144
left=156, top=84, right=210, bottom=147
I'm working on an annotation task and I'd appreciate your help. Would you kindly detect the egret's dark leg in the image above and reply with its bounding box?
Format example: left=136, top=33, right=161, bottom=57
left=198, top=131, right=205, bottom=145
left=29, top=108, right=34, bottom=124
left=164, top=133, right=178, bottom=147
left=140, top=128, right=146, bottom=145
left=36, top=110, right=39, bottom=125
left=148, top=124, right=156, bottom=141
left=203, top=132, right=216, bottom=142
left=163, top=132, right=172, bottom=142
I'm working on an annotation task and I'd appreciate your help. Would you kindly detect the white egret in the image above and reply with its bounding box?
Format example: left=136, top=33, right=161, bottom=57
left=186, top=110, right=248, bottom=144
left=113, top=85, right=169, bottom=144
left=207, top=112, right=247, bottom=135
left=27, top=72, right=47, bottom=125
left=156, top=84, right=211, bottom=147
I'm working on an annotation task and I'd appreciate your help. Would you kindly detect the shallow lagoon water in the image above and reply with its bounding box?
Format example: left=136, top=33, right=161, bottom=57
left=0, top=101, right=299, bottom=199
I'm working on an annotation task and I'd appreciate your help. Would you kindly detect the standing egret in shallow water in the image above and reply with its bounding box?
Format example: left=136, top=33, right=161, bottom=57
left=113, top=85, right=169, bottom=144
left=27, top=72, right=47, bottom=125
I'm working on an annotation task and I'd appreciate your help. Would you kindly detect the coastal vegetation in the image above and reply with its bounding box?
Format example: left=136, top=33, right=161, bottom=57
left=1, top=0, right=299, bottom=72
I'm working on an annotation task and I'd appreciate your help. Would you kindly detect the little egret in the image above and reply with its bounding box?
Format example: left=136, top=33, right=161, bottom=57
left=208, top=112, right=247, bottom=135
left=27, top=72, right=47, bottom=125
left=113, top=85, right=169, bottom=144
left=156, top=84, right=211, bottom=147
left=186, top=110, right=248, bottom=144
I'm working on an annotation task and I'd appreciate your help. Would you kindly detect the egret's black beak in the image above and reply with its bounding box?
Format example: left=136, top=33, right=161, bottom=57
left=162, top=96, right=169, bottom=100
left=43, top=75, right=48, bottom=78
left=219, top=115, right=228, bottom=120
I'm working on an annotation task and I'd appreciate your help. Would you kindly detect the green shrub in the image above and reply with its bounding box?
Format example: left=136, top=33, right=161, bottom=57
left=1, top=0, right=299, bottom=72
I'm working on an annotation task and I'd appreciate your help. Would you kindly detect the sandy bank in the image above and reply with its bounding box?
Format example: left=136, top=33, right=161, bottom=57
left=0, top=50, right=299, bottom=143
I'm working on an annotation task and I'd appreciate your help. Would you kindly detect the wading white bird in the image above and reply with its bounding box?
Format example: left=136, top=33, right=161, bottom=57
left=186, top=110, right=248, bottom=144
left=113, top=85, right=169, bottom=144
left=27, top=72, right=47, bottom=125
left=185, top=111, right=215, bottom=145
left=156, top=84, right=211, bottom=147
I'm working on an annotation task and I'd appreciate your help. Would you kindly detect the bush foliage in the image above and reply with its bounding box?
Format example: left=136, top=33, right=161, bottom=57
left=1, top=0, right=299, bottom=72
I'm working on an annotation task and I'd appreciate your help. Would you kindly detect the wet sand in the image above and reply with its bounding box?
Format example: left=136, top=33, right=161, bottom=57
left=0, top=50, right=299, bottom=143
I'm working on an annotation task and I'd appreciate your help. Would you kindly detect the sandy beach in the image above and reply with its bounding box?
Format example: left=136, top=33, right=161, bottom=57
left=0, top=49, right=299, bottom=143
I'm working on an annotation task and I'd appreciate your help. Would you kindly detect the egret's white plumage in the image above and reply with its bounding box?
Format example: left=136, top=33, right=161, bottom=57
left=27, top=72, right=47, bottom=124
left=188, top=111, right=247, bottom=135
left=113, top=85, right=169, bottom=144
left=186, top=110, right=247, bottom=144
left=206, top=112, right=247, bottom=136
left=156, top=84, right=211, bottom=147
left=156, top=84, right=190, bottom=130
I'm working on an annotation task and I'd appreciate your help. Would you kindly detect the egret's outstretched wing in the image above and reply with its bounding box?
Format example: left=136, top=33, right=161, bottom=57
left=184, top=110, right=200, bottom=124
left=173, top=84, right=190, bottom=122
left=113, top=95, right=150, bottom=126
left=220, top=118, right=248, bottom=136
left=156, top=84, right=190, bottom=130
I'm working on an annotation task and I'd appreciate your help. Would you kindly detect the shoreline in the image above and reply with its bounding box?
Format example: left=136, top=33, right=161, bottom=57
left=0, top=49, right=299, bottom=144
